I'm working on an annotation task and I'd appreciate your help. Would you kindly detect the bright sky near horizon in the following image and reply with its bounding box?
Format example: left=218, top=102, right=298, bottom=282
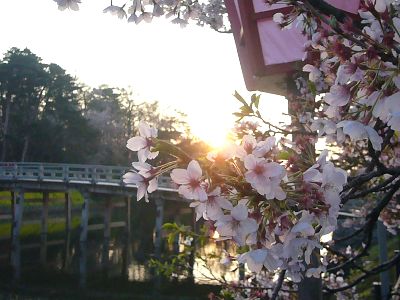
left=0, top=0, right=287, bottom=148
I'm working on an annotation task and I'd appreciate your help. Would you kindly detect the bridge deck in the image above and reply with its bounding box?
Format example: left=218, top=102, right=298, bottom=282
left=0, top=162, right=180, bottom=199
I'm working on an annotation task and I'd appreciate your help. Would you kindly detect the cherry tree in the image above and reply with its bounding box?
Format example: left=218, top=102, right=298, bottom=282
left=53, top=0, right=230, bottom=31
left=54, top=0, right=400, bottom=299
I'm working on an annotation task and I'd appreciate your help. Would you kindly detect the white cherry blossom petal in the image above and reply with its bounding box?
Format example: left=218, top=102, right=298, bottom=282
left=231, top=204, right=248, bottom=221
left=127, top=136, right=147, bottom=151
left=170, top=169, right=190, bottom=185
left=187, top=160, right=202, bottom=180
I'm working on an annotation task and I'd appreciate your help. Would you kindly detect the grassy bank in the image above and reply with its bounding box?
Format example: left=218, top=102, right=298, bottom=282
left=0, top=191, right=84, bottom=239
left=0, top=217, right=82, bottom=239
left=0, top=191, right=84, bottom=208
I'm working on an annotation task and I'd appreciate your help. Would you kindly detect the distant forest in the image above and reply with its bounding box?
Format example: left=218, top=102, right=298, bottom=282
left=0, top=47, right=202, bottom=166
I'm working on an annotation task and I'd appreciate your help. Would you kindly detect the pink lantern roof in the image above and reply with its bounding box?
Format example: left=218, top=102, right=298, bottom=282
left=225, top=0, right=360, bottom=95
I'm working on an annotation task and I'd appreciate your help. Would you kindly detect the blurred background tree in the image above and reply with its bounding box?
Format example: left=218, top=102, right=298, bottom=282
left=0, top=47, right=196, bottom=165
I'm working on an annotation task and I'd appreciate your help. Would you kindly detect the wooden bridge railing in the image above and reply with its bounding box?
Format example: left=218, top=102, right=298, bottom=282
left=0, top=163, right=181, bottom=284
left=0, top=162, right=173, bottom=189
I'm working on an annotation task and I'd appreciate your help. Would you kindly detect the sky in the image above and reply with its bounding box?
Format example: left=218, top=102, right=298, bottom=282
left=0, top=0, right=287, bottom=148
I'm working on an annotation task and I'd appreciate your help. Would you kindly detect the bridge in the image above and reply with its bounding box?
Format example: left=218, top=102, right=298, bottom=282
left=0, top=161, right=178, bottom=195
left=0, top=162, right=185, bottom=286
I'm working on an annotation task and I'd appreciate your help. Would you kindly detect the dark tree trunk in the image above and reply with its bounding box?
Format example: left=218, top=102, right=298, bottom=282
left=1, top=93, right=11, bottom=161
left=21, top=136, right=29, bottom=162
left=286, top=76, right=322, bottom=300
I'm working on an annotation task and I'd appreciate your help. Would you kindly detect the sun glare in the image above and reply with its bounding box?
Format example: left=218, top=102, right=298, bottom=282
left=191, top=123, right=231, bottom=149
left=188, top=112, right=234, bottom=149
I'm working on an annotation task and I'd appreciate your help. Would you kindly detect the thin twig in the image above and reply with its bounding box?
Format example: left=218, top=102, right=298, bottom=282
left=325, top=252, right=400, bottom=293
left=270, top=270, right=287, bottom=300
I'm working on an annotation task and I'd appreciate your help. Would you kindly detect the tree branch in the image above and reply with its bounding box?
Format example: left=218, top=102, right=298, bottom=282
left=325, top=252, right=400, bottom=293
left=342, top=175, right=398, bottom=201
left=329, top=180, right=400, bottom=273
left=270, top=270, right=287, bottom=300
left=306, top=0, right=348, bottom=22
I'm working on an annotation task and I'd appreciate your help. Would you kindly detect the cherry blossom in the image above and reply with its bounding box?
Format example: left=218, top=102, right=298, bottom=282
left=58, top=0, right=400, bottom=295
left=373, top=92, right=400, bottom=131
left=323, top=85, right=351, bottom=107
left=126, top=121, right=158, bottom=162
left=238, top=248, right=282, bottom=273
left=310, top=119, right=336, bottom=138
left=236, top=135, right=257, bottom=159
left=206, top=143, right=237, bottom=162
left=189, top=187, right=233, bottom=221
left=236, top=135, right=276, bottom=159
left=123, top=171, right=157, bottom=202
left=375, top=0, right=392, bottom=12
left=303, top=64, right=322, bottom=83
left=170, top=160, right=208, bottom=201
left=321, top=163, right=347, bottom=193
left=219, top=249, right=233, bottom=267
left=103, top=4, right=127, bottom=19
left=335, top=62, right=364, bottom=85
left=215, top=203, right=258, bottom=246
left=244, top=154, right=286, bottom=200
left=53, top=0, right=80, bottom=11
left=131, top=161, right=158, bottom=179
left=337, top=121, right=383, bottom=151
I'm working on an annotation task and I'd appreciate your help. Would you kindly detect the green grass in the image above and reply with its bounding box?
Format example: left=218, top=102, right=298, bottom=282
left=0, top=190, right=84, bottom=207
left=0, top=190, right=84, bottom=239
left=0, top=217, right=81, bottom=238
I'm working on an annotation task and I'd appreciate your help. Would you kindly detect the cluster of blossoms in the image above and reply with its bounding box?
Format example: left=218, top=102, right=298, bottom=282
left=120, top=1, right=400, bottom=295
left=268, top=0, right=400, bottom=227
left=54, top=0, right=400, bottom=296
left=123, top=120, right=347, bottom=283
left=380, top=197, right=400, bottom=234
left=275, top=0, right=400, bottom=152
left=53, top=0, right=229, bottom=31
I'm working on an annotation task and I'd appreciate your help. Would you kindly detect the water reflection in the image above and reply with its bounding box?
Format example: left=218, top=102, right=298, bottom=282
left=194, top=242, right=239, bottom=285
left=7, top=234, right=232, bottom=282
left=0, top=199, right=235, bottom=299
left=128, top=262, right=150, bottom=282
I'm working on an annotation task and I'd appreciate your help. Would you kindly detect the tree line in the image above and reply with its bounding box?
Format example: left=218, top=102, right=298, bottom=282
left=0, top=47, right=193, bottom=165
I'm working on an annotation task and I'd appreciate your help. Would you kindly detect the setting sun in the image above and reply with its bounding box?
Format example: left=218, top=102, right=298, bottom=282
left=189, top=115, right=233, bottom=149
left=194, top=127, right=231, bottom=149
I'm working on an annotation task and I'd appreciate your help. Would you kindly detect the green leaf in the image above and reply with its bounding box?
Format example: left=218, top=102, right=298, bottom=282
left=251, top=93, right=260, bottom=109
left=240, top=105, right=252, bottom=115
left=254, top=94, right=260, bottom=109
left=329, top=16, right=338, bottom=28
left=277, top=150, right=290, bottom=160
left=162, top=222, right=179, bottom=230
left=167, top=232, right=176, bottom=246
left=307, top=81, right=317, bottom=96
left=234, top=90, right=248, bottom=107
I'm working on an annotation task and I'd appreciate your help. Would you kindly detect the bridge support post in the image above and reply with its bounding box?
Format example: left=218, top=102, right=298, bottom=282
left=79, top=191, right=89, bottom=288
left=62, top=191, right=72, bottom=270
left=188, top=210, right=198, bottom=283
left=173, top=212, right=181, bottom=255
left=65, top=190, right=72, bottom=232
left=121, top=232, right=132, bottom=280
left=125, top=196, right=131, bottom=237
left=63, top=230, right=71, bottom=270
left=80, top=192, right=90, bottom=243
left=121, top=196, right=132, bottom=279
left=9, top=191, right=14, bottom=239
left=11, top=189, right=24, bottom=282
left=154, top=197, right=164, bottom=260
left=40, top=192, right=49, bottom=265
left=79, top=240, right=87, bottom=288
left=102, top=198, right=112, bottom=275
left=153, top=196, right=165, bottom=293
left=104, top=198, right=112, bottom=241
